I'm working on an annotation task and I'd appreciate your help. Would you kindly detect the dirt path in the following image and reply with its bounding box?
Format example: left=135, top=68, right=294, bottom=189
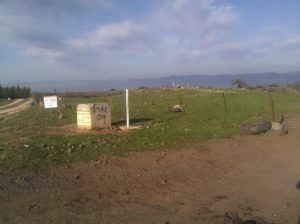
left=1, top=115, right=300, bottom=224
left=0, top=98, right=33, bottom=118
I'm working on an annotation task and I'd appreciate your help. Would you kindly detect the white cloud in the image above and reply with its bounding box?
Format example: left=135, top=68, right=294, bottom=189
left=177, top=48, right=207, bottom=60
left=212, top=33, right=300, bottom=60
left=25, top=46, right=68, bottom=58
left=67, top=21, right=151, bottom=52
left=282, top=34, right=300, bottom=47
left=19, top=20, right=153, bottom=60
left=159, top=0, right=238, bottom=43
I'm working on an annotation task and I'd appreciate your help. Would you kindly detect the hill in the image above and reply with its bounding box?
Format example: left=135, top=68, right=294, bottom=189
left=9, top=71, right=300, bottom=92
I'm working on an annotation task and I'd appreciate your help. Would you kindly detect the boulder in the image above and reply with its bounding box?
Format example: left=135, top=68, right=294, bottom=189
left=169, top=104, right=184, bottom=112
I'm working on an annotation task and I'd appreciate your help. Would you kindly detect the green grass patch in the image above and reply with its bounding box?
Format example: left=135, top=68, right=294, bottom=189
left=0, top=88, right=299, bottom=171
left=0, top=99, right=11, bottom=107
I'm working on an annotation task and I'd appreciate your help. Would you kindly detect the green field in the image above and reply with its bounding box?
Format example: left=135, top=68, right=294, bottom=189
left=0, top=99, right=11, bottom=107
left=0, top=88, right=299, bottom=170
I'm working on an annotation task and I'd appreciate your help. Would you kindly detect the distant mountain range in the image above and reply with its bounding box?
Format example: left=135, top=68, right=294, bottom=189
left=9, top=71, right=300, bottom=92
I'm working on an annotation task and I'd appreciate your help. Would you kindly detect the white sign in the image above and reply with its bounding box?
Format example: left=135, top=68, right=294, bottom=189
left=77, top=104, right=92, bottom=129
left=44, top=96, right=58, bottom=108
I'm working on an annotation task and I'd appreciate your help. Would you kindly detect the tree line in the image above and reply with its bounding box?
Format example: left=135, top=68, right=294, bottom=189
left=0, top=85, right=31, bottom=99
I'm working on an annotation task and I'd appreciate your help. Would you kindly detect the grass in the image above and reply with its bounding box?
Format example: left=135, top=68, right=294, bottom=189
left=0, top=99, right=11, bottom=107
left=0, top=88, right=299, bottom=171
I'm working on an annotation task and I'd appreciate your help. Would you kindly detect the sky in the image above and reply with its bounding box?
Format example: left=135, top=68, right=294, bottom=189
left=1, top=0, right=300, bottom=83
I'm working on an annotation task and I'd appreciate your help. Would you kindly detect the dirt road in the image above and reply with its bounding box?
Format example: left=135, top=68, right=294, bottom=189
left=1, top=115, right=300, bottom=223
left=0, top=98, right=33, bottom=118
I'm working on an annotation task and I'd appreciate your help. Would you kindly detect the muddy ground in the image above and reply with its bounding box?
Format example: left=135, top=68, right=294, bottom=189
left=1, top=116, right=300, bottom=224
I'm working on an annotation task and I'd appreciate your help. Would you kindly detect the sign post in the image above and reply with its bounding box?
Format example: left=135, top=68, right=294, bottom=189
left=43, top=96, right=58, bottom=109
left=126, top=89, right=129, bottom=128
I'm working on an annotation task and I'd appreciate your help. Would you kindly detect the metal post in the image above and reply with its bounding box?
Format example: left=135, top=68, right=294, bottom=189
left=126, top=89, right=129, bottom=128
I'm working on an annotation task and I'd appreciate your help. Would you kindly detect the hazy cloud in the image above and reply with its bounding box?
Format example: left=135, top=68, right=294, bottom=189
left=25, top=46, right=68, bottom=58
left=213, top=34, right=300, bottom=60
left=1, top=0, right=300, bottom=82
left=67, top=21, right=152, bottom=52
left=159, top=0, right=238, bottom=43
left=0, top=0, right=113, bottom=49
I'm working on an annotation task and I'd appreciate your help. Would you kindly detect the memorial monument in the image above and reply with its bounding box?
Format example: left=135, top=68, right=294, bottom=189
left=77, top=103, right=111, bottom=130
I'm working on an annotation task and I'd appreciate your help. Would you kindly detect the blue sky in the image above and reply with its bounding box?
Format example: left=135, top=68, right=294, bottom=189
left=1, top=0, right=300, bottom=83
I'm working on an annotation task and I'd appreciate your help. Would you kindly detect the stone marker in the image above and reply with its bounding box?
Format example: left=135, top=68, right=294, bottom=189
left=77, top=103, right=111, bottom=130
left=77, top=104, right=92, bottom=129
left=90, top=103, right=111, bottom=129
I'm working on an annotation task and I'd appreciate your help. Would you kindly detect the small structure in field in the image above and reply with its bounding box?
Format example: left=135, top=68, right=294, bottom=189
left=43, top=96, right=58, bottom=109
left=169, top=104, right=184, bottom=112
left=77, top=103, right=111, bottom=130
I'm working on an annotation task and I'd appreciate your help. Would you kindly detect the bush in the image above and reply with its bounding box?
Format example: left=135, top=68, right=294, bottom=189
left=0, top=84, right=31, bottom=99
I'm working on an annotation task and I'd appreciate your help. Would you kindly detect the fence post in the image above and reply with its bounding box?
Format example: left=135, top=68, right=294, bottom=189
left=126, top=89, right=130, bottom=128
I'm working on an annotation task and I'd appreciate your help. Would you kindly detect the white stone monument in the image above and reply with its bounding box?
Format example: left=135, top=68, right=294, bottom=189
left=77, top=103, right=111, bottom=130
left=77, top=104, right=92, bottom=129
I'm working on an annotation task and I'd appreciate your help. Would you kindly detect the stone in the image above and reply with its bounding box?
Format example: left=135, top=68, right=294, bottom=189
left=58, top=113, right=64, bottom=120
left=169, top=104, right=184, bottom=112
left=77, top=103, right=111, bottom=130
left=90, top=103, right=111, bottom=129
left=271, top=122, right=283, bottom=130
left=66, top=148, right=72, bottom=154
left=279, top=128, right=288, bottom=135
left=77, top=104, right=92, bottom=129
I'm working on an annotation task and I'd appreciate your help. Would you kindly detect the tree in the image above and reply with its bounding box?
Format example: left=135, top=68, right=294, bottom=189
left=231, top=78, right=250, bottom=89
left=0, top=84, right=31, bottom=99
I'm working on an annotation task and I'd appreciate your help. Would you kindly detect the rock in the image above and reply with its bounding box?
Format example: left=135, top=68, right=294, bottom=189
left=58, top=113, right=64, bottom=120
left=296, top=181, right=300, bottom=189
left=279, top=128, right=288, bottom=135
left=110, top=125, right=120, bottom=131
left=27, top=203, right=38, bottom=211
left=271, top=122, right=283, bottom=130
left=66, top=148, right=72, bottom=154
left=159, top=179, right=168, bottom=185
left=169, top=104, right=184, bottom=112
